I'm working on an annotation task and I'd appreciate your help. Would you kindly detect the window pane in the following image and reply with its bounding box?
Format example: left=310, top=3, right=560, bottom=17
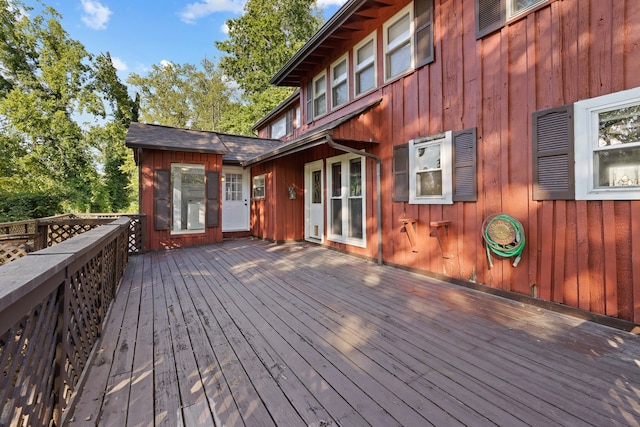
left=512, top=0, right=544, bottom=14
left=331, top=199, right=342, bottom=235
left=331, top=162, right=342, bottom=197
left=415, top=144, right=441, bottom=170
left=349, top=198, right=363, bottom=239
left=417, top=170, right=443, bottom=196
left=314, top=94, right=326, bottom=116
left=387, top=43, right=411, bottom=79
left=349, top=159, right=362, bottom=197
left=598, top=105, right=640, bottom=146
left=225, top=173, right=243, bottom=201
left=357, top=40, right=374, bottom=64
left=333, top=82, right=348, bottom=107
left=356, top=65, right=375, bottom=94
left=333, top=60, right=347, bottom=80
left=253, top=175, right=265, bottom=198
left=315, top=75, right=326, bottom=94
left=388, top=13, right=410, bottom=45
left=312, top=170, right=322, bottom=203
left=171, top=164, right=205, bottom=232
left=271, top=116, right=286, bottom=139
left=595, top=146, right=640, bottom=187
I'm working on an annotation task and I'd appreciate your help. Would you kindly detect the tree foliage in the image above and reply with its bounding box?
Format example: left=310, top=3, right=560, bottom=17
left=216, top=0, right=322, bottom=134
left=127, top=59, right=238, bottom=133
left=0, top=0, right=137, bottom=220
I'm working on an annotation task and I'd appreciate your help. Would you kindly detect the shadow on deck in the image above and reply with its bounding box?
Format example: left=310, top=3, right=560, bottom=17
left=68, top=239, right=640, bottom=426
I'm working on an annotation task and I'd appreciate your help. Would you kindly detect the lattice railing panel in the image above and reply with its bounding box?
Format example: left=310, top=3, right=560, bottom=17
left=47, top=223, right=97, bottom=247
left=64, top=254, right=103, bottom=396
left=0, top=287, right=62, bottom=427
left=0, top=242, right=32, bottom=265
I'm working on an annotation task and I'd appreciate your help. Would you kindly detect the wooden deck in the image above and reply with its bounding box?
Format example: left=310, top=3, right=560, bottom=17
left=67, top=239, right=640, bottom=426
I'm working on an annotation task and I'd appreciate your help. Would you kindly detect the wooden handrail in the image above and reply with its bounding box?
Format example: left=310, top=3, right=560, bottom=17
left=0, top=218, right=131, bottom=426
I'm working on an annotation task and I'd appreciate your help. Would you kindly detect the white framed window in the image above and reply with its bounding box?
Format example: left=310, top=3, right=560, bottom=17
left=354, top=33, right=377, bottom=97
left=313, top=72, right=327, bottom=118
left=331, top=54, right=349, bottom=108
left=252, top=174, right=265, bottom=199
left=171, top=163, right=205, bottom=234
left=508, top=0, right=545, bottom=18
left=270, top=115, right=286, bottom=139
left=575, top=87, right=640, bottom=200
left=326, top=153, right=366, bottom=247
left=384, top=4, right=413, bottom=81
left=408, top=131, right=453, bottom=204
left=295, top=106, right=301, bottom=128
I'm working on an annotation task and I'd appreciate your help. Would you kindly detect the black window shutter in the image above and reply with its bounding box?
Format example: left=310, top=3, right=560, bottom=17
left=415, top=0, right=434, bottom=67
left=206, top=171, right=220, bottom=227
left=476, top=0, right=505, bottom=39
left=154, top=169, right=171, bottom=230
left=305, top=80, right=313, bottom=124
left=452, top=128, right=477, bottom=202
left=532, top=105, right=575, bottom=201
left=393, top=144, right=409, bottom=202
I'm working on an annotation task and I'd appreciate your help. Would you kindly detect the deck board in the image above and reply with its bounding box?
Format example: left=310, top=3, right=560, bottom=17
left=68, top=239, right=640, bottom=426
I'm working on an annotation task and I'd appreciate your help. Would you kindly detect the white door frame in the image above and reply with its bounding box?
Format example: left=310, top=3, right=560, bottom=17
left=304, top=160, right=324, bottom=242
left=221, top=166, right=250, bottom=232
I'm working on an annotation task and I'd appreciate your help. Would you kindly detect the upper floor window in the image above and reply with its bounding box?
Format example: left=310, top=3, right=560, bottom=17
left=313, top=72, right=327, bottom=117
left=354, top=34, right=376, bottom=96
left=476, top=0, right=546, bottom=38
left=332, top=55, right=349, bottom=108
left=384, top=4, right=413, bottom=81
left=271, top=115, right=287, bottom=139
left=295, top=106, right=301, bottom=128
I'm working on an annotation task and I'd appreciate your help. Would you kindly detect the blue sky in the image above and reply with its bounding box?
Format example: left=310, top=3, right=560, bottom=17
left=41, top=0, right=346, bottom=81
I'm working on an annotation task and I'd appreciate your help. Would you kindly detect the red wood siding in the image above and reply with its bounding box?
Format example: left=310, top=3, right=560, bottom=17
left=255, top=0, right=640, bottom=324
left=139, top=149, right=223, bottom=251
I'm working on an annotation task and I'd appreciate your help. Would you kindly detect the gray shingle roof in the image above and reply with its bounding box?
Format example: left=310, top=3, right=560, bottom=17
left=125, top=122, right=283, bottom=164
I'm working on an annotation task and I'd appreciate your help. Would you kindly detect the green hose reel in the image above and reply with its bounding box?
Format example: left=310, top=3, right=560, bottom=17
left=482, top=213, right=525, bottom=268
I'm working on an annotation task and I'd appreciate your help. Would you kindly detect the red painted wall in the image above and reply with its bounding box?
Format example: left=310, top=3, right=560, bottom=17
left=255, top=0, right=640, bottom=324
left=139, top=149, right=223, bottom=251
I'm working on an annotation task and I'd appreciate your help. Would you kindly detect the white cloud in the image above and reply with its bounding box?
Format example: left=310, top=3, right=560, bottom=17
left=221, top=23, right=229, bottom=34
left=179, top=0, right=244, bottom=24
left=111, top=57, right=127, bottom=72
left=316, top=0, right=348, bottom=7
left=160, top=60, right=173, bottom=68
left=80, top=0, right=112, bottom=30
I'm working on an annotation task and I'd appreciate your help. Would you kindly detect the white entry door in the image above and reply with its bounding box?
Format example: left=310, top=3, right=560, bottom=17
left=222, top=166, right=250, bottom=231
left=305, top=160, right=324, bottom=242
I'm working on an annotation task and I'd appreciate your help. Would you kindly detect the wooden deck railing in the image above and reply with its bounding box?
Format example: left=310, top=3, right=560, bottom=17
left=0, top=214, right=146, bottom=264
left=0, top=217, right=131, bottom=426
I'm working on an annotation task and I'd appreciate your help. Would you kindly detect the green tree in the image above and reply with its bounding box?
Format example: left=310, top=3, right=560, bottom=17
left=127, top=59, right=237, bottom=133
left=216, top=0, right=323, bottom=134
left=0, top=0, right=137, bottom=219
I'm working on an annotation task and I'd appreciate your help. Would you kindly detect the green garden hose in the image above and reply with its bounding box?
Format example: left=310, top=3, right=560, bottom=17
left=482, top=213, right=525, bottom=268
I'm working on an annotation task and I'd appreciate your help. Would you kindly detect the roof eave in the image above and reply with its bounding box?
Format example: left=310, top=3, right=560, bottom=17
left=270, top=0, right=371, bottom=87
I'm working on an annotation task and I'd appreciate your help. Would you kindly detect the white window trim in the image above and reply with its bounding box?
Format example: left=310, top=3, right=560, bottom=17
left=252, top=174, right=265, bottom=199
left=313, top=71, right=327, bottom=118
left=326, top=153, right=367, bottom=248
left=383, top=3, right=414, bottom=82
left=575, top=87, right=640, bottom=200
left=507, top=0, right=545, bottom=19
left=170, top=163, right=206, bottom=235
left=331, top=54, right=349, bottom=109
left=408, top=131, right=453, bottom=204
left=353, top=32, right=377, bottom=98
